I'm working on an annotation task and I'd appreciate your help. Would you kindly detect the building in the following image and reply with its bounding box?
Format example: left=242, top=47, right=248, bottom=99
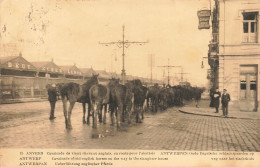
left=208, top=0, right=260, bottom=111
left=0, top=54, right=37, bottom=100
left=79, top=67, right=96, bottom=80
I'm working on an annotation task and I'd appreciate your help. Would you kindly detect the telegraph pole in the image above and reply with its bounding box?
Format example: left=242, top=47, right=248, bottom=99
left=99, top=25, right=148, bottom=84
left=174, top=67, right=190, bottom=82
left=157, top=58, right=181, bottom=86
left=149, top=54, right=154, bottom=84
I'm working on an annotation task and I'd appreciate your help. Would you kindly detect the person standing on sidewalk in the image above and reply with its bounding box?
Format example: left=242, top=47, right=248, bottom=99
left=221, top=89, right=231, bottom=117
left=213, top=88, right=221, bottom=113
left=47, top=83, right=58, bottom=120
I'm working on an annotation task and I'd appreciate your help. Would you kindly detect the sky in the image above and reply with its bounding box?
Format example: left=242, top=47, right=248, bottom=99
left=0, top=0, right=212, bottom=87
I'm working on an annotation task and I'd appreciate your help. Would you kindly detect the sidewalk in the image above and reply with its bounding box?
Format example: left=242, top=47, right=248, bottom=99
left=179, top=100, right=260, bottom=120
left=0, top=98, right=47, bottom=104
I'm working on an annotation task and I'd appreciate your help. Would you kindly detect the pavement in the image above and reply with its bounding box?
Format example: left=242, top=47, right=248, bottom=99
left=180, top=100, right=260, bottom=120
left=0, top=97, right=46, bottom=104
left=0, top=100, right=259, bottom=151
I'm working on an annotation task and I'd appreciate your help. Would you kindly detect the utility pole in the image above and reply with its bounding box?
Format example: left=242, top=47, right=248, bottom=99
left=99, top=25, right=148, bottom=84
left=174, top=67, right=190, bottom=82
left=157, top=58, right=181, bottom=86
left=149, top=54, right=154, bottom=84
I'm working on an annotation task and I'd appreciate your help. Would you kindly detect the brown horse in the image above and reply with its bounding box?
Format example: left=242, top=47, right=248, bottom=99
left=89, top=84, right=109, bottom=128
left=107, top=78, right=134, bottom=127
left=131, top=79, right=148, bottom=123
left=57, top=74, right=99, bottom=129
left=147, top=83, right=160, bottom=112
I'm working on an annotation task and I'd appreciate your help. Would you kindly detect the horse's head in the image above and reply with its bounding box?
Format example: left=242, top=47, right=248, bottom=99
left=125, top=81, right=134, bottom=91
left=108, top=78, right=120, bottom=87
left=90, top=73, right=99, bottom=85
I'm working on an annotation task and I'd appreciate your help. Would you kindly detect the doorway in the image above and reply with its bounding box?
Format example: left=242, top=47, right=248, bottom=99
left=239, top=65, right=258, bottom=111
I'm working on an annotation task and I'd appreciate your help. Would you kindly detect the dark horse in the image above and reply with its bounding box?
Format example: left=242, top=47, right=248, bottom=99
left=89, top=83, right=110, bottom=128
left=131, top=79, right=148, bottom=123
left=147, top=83, right=160, bottom=112
left=107, top=78, right=134, bottom=127
left=57, top=74, right=99, bottom=129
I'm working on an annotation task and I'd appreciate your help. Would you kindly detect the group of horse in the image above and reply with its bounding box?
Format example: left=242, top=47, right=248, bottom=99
left=52, top=74, right=204, bottom=130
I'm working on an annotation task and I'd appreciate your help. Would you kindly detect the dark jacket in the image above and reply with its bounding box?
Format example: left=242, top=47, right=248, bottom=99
left=48, top=87, right=58, bottom=102
left=221, top=93, right=230, bottom=107
left=212, top=91, right=221, bottom=108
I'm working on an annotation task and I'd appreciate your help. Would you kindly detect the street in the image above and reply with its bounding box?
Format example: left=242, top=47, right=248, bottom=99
left=0, top=100, right=259, bottom=151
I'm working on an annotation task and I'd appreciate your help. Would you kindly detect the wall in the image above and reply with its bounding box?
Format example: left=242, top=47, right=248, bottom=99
left=218, top=0, right=260, bottom=111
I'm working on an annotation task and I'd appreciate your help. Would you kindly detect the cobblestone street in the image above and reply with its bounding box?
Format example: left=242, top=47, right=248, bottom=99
left=0, top=101, right=259, bottom=151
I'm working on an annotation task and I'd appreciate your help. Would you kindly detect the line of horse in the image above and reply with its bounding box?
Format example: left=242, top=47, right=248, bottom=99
left=51, top=74, right=204, bottom=130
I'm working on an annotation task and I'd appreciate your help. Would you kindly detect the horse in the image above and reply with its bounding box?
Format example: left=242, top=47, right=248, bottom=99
left=131, top=79, right=148, bottom=123
left=147, top=83, right=160, bottom=112
left=57, top=74, right=99, bottom=129
left=89, top=83, right=109, bottom=128
left=104, top=78, right=135, bottom=128
left=158, top=87, right=169, bottom=110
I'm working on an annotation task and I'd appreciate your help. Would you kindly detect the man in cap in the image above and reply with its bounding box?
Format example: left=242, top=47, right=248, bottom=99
left=47, top=83, right=58, bottom=120
left=221, top=89, right=231, bottom=117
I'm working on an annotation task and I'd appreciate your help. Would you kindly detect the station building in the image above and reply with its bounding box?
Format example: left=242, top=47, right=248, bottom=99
left=0, top=54, right=37, bottom=100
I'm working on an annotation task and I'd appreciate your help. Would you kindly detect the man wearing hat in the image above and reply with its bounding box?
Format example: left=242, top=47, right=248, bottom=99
left=47, top=83, right=58, bottom=120
left=212, top=88, right=221, bottom=113
left=221, top=89, right=231, bottom=117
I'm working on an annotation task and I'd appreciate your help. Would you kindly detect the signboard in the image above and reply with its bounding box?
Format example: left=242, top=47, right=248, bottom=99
left=197, top=10, right=211, bottom=29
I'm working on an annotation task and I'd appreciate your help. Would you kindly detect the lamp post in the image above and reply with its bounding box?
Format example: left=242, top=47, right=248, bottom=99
left=99, top=25, right=149, bottom=85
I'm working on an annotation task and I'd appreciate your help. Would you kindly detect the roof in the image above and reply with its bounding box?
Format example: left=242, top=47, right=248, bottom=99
left=95, top=70, right=110, bottom=78
left=0, top=56, right=18, bottom=64
left=79, top=68, right=96, bottom=76
left=31, top=61, right=51, bottom=68
left=60, top=65, right=82, bottom=76
left=59, top=65, right=72, bottom=71
left=0, top=55, right=37, bottom=71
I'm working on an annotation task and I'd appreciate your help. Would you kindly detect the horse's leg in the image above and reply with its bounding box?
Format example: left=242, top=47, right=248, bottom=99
left=67, top=101, right=75, bottom=129
left=117, top=104, right=123, bottom=129
left=62, top=97, right=68, bottom=128
left=87, top=103, right=91, bottom=125
left=135, top=105, right=139, bottom=123
left=122, top=105, right=126, bottom=122
left=127, top=103, right=132, bottom=124
left=98, top=104, right=102, bottom=123
left=110, top=104, right=114, bottom=125
left=82, top=103, right=86, bottom=124
left=92, top=101, right=98, bottom=129
left=141, top=106, right=144, bottom=121
left=103, top=104, right=107, bottom=124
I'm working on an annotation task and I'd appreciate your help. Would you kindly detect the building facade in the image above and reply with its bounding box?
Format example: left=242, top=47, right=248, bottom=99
left=209, top=0, right=260, bottom=111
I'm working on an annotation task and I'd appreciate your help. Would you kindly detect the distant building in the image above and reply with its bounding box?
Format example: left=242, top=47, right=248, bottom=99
left=208, top=0, right=260, bottom=111
left=0, top=54, right=37, bottom=99
left=59, top=65, right=83, bottom=80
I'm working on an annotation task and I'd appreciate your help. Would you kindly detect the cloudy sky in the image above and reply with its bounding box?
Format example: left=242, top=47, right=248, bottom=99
left=0, top=0, right=212, bottom=86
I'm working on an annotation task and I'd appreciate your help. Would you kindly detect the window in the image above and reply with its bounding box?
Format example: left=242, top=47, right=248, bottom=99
left=242, top=12, right=258, bottom=43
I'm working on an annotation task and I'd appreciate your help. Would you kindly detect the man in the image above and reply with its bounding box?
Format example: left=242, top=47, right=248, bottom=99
left=194, top=88, right=203, bottom=108
left=47, top=84, right=58, bottom=120
left=212, top=88, right=221, bottom=113
left=221, top=89, right=231, bottom=117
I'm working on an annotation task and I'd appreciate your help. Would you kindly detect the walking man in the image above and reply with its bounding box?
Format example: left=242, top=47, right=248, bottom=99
left=221, top=89, right=231, bottom=117
left=213, top=88, right=221, bottom=113
left=47, top=83, right=58, bottom=120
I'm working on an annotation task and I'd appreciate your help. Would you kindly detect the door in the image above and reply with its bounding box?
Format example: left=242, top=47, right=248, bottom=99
left=239, top=65, right=258, bottom=111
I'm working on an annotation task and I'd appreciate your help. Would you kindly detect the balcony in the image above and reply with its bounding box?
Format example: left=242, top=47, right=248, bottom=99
left=208, top=42, right=219, bottom=53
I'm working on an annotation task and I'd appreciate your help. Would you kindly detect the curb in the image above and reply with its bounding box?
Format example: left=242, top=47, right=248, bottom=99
left=178, top=110, right=259, bottom=120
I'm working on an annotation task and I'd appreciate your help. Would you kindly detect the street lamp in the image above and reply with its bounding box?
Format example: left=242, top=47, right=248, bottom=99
left=201, top=60, right=204, bottom=69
